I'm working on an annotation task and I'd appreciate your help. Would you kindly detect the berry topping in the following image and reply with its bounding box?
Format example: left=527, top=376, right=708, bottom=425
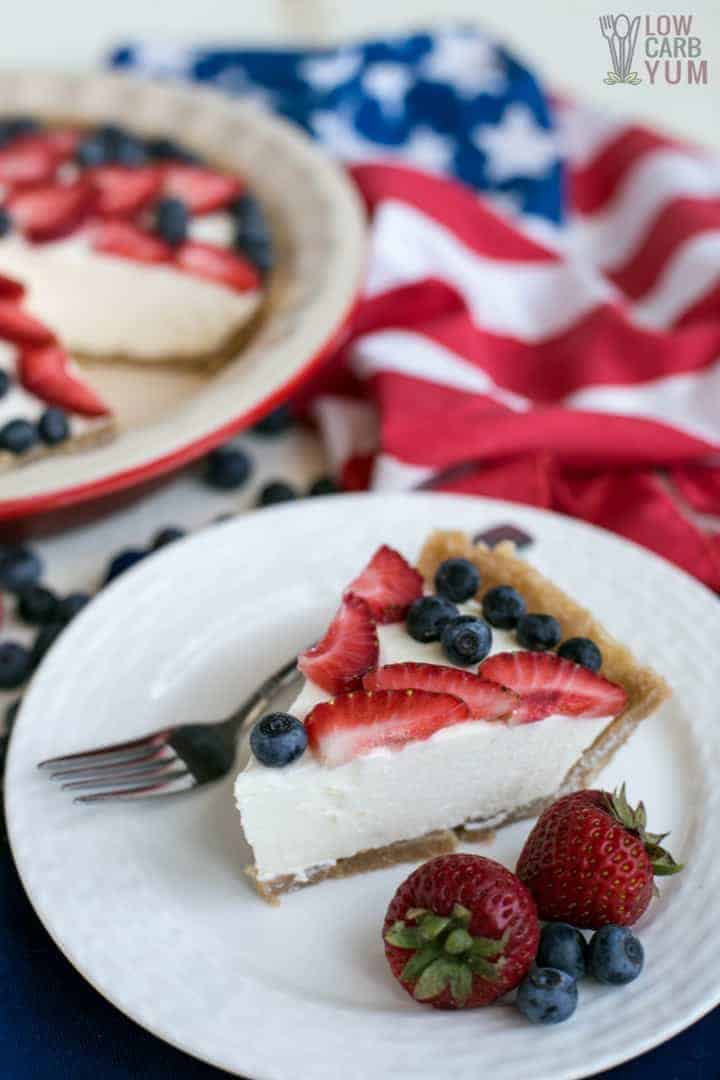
left=0, top=272, right=24, bottom=300
left=154, top=195, right=189, bottom=246
left=515, top=967, right=578, bottom=1024
left=558, top=636, right=602, bottom=672
left=363, top=663, right=518, bottom=720
left=306, top=688, right=470, bottom=766
left=0, top=546, right=43, bottom=593
left=7, top=179, right=96, bottom=242
left=517, top=785, right=683, bottom=928
left=0, top=641, right=31, bottom=689
left=299, top=594, right=379, bottom=695
left=257, top=480, right=297, bottom=507
left=17, top=584, right=59, bottom=625
left=204, top=445, right=253, bottom=490
left=441, top=615, right=492, bottom=666
left=0, top=117, right=40, bottom=144
left=406, top=595, right=459, bottom=642
left=161, top=164, right=243, bottom=214
left=0, top=135, right=59, bottom=186
left=145, top=137, right=200, bottom=164
left=383, top=854, right=539, bottom=1008
left=250, top=712, right=307, bottom=767
left=434, top=557, right=480, bottom=603
left=588, top=925, right=644, bottom=985
left=38, top=407, right=70, bottom=446
left=88, top=164, right=162, bottom=217
left=0, top=301, right=55, bottom=346
left=175, top=241, right=260, bottom=293
left=0, top=207, right=12, bottom=237
left=345, top=545, right=423, bottom=624
left=536, top=922, right=588, bottom=979
left=516, top=612, right=562, bottom=651
left=0, top=418, right=37, bottom=455
left=104, top=548, right=146, bottom=584
left=94, top=126, right=147, bottom=167
left=481, top=585, right=527, bottom=629
left=18, top=344, right=110, bottom=417
left=91, top=220, right=173, bottom=263
left=479, top=651, right=628, bottom=721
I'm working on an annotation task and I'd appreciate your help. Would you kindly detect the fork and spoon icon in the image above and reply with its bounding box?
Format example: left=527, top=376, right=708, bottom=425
left=599, top=13, right=642, bottom=84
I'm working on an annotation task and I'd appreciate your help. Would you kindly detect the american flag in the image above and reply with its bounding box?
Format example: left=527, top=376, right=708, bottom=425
left=114, top=27, right=720, bottom=590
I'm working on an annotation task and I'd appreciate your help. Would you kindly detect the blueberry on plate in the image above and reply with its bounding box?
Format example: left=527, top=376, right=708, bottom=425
left=17, top=584, right=59, bottom=625
left=589, top=925, right=644, bottom=985
left=0, top=207, right=12, bottom=239
left=204, top=445, right=253, bottom=490
left=257, top=480, right=297, bottom=507
left=252, top=404, right=294, bottom=437
left=441, top=614, right=492, bottom=666
left=308, top=475, right=338, bottom=497
left=558, top=637, right=602, bottom=672
left=537, top=923, right=588, bottom=980
left=481, top=585, right=527, bottom=629
left=0, top=546, right=43, bottom=593
left=154, top=196, right=189, bottom=246
left=38, top=407, right=70, bottom=446
left=516, top=612, right=561, bottom=651
left=406, top=595, right=459, bottom=643
left=103, top=548, right=146, bottom=584
left=0, top=418, right=38, bottom=455
left=57, top=592, right=91, bottom=622
left=516, top=967, right=578, bottom=1024
left=434, top=557, right=480, bottom=603
left=0, top=641, right=31, bottom=689
left=250, top=713, right=307, bottom=766
left=152, top=526, right=186, bottom=550
left=30, top=621, right=66, bottom=669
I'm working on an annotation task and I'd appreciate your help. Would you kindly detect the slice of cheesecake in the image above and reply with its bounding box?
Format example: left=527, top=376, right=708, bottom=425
left=235, top=531, right=669, bottom=903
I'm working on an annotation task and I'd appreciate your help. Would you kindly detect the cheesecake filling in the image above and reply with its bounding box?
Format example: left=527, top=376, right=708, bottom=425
left=235, top=621, right=611, bottom=884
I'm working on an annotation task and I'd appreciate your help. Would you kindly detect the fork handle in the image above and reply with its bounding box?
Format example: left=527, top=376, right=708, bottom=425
left=218, top=654, right=302, bottom=737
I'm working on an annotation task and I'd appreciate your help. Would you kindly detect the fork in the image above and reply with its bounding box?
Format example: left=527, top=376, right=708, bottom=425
left=599, top=14, right=621, bottom=77
left=38, top=523, right=532, bottom=803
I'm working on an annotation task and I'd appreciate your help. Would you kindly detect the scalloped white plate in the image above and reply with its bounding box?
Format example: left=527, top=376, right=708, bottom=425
left=0, top=70, right=365, bottom=520
left=5, top=494, right=719, bottom=1079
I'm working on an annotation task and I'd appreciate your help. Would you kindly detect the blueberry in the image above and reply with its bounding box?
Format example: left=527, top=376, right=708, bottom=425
left=308, top=476, right=338, bottom=497
left=5, top=698, right=21, bottom=732
left=0, top=369, right=10, bottom=397
left=152, top=526, right=186, bottom=550
left=558, top=637, right=602, bottom=672
left=0, top=116, right=39, bottom=145
left=0, top=546, right=43, bottom=593
left=110, top=131, right=148, bottom=167
left=75, top=133, right=110, bottom=168
left=0, top=642, right=31, bottom=689
left=252, top=404, right=293, bottom=436
left=257, top=480, right=297, bottom=507
left=434, top=558, right=480, bottom=603
left=237, top=232, right=274, bottom=275
left=441, top=615, right=492, bottom=666
left=482, top=585, right=527, bottom=629
left=154, top=196, right=189, bottom=246
left=38, top=407, right=70, bottom=446
left=516, top=967, right=578, bottom=1024
left=145, top=136, right=200, bottom=163
left=231, top=193, right=271, bottom=243
left=30, top=621, right=65, bottom=669
left=56, top=592, right=91, bottom=622
left=406, top=595, right=458, bottom=643
left=0, top=418, right=38, bottom=455
left=204, top=445, right=253, bottom=490
left=250, top=712, right=307, bottom=766
left=104, top=548, right=146, bottom=584
left=516, top=613, right=562, bottom=651
left=0, top=207, right=12, bottom=238
left=537, top=923, right=588, bottom=980
left=589, top=925, right=644, bottom=985
left=17, top=584, right=59, bottom=625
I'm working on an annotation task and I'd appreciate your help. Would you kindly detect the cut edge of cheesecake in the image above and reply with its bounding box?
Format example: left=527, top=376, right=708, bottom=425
left=246, top=529, right=671, bottom=903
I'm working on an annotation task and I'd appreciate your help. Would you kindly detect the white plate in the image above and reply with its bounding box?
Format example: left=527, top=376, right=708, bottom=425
left=0, top=71, right=365, bottom=520
left=5, top=494, right=719, bottom=1080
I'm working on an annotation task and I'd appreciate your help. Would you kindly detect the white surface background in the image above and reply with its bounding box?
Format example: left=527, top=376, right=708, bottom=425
left=0, top=1, right=718, bottom=148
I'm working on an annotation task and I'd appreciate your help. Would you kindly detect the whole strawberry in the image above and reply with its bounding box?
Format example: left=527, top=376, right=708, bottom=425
left=517, top=785, right=683, bottom=929
left=383, top=854, right=539, bottom=1009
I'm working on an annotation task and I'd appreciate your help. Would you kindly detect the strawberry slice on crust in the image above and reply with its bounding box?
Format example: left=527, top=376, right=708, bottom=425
left=363, top=663, right=519, bottom=720
left=298, top=595, right=379, bottom=694
left=7, top=180, right=96, bottom=243
left=89, top=165, right=162, bottom=217
left=0, top=300, right=55, bottom=346
left=18, top=344, right=110, bottom=417
left=0, top=135, right=61, bottom=187
left=161, top=164, right=243, bottom=214
left=175, top=241, right=260, bottom=292
left=306, top=689, right=472, bottom=766
left=344, top=545, right=423, bottom=623
left=91, top=221, right=173, bottom=263
left=0, top=273, right=25, bottom=301
left=480, top=652, right=628, bottom=723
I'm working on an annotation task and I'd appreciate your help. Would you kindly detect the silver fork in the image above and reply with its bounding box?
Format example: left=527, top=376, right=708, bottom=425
left=599, top=14, right=621, bottom=77
left=37, top=523, right=532, bottom=803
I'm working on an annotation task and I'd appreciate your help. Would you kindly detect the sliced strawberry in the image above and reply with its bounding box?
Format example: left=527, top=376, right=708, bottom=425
left=175, top=241, right=260, bottom=293
left=88, top=165, right=162, bottom=217
left=0, top=135, right=59, bottom=186
left=479, top=652, right=628, bottom=723
left=298, top=594, right=378, bottom=694
left=344, top=545, right=423, bottom=624
left=0, top=300, right=54, bottom=346
left=363, top=663, right=519, bottom=720
left=161, top=164, right=243, bottom=214
left=7, top=180, right=96, bottom=242
left=0, top=273, right=25, bottom=301
left=18, top=343, right=110, bottom=417
left=306, top=688, right=471, bottom=766
left=91, top=221, right=172, bottom=264
left=44, top=128, right=81, bottom=160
